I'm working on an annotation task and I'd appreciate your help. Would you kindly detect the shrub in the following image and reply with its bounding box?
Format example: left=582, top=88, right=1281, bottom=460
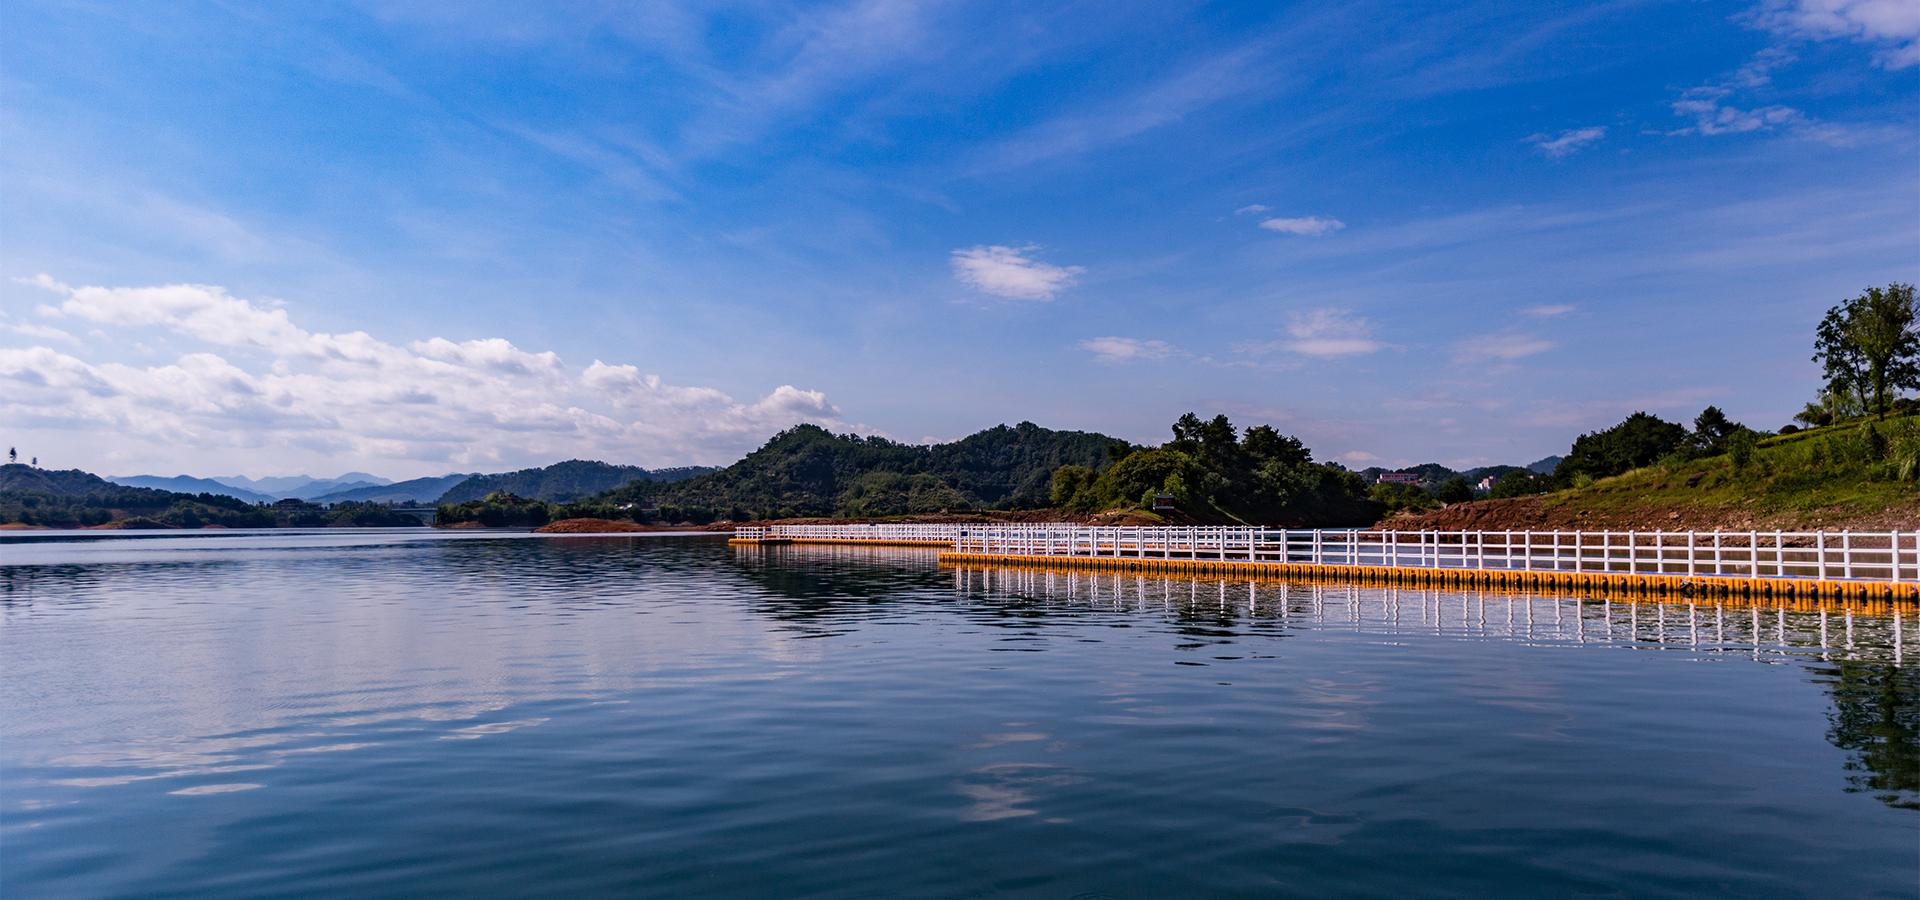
left=1730, top=430, right=1758, bottom=471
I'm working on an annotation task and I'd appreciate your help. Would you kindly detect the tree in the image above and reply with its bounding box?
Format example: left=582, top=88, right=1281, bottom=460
left=1489, top=469, right=1552, bottom=499
left=1689, top=406, right=1745, bottom=455
left=1815, top=283, right=1920, bottom=421
left=1435, top=477, right=1473, bottom=504
left=1555, top=412, right=1688, bottom=480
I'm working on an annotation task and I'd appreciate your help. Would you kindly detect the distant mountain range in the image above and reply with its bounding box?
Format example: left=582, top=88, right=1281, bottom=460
left=211, top=472, right=392, bottom=495
left=102, top=461, right=719, bottom=506
left=105, top=473, right=395, bottom=503
left=308, top=474, right=481, bottom=504
left=1359, top=455, right=1567, bottom=488
left=104, top=475, right=281, bottom=503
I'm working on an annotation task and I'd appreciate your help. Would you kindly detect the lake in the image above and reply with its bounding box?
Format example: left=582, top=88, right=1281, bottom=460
left=2, top=530, right=1914, bottom=899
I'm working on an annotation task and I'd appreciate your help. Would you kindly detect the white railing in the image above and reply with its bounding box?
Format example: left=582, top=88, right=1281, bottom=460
left=739, top=524, right=1920, bottom=583
left=733, top=523, right=964, bottom=544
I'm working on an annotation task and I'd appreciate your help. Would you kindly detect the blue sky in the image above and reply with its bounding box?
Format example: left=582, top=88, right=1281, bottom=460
left=2, top=0, right=1915, bottom=479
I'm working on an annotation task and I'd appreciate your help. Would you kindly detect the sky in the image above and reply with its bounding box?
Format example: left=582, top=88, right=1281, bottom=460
left=1, top=0, right=1915, bottom=479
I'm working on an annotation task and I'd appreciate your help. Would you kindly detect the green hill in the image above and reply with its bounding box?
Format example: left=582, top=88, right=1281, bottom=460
left=1545, top=415, right=1920, bottom=529
left=593, top=422, right=1127, bottom=518
left=435, top=460, right=718, bottom=504
left=1389, top=413, right=1920, bottom=531
left=0, top=464, right=274, bottom=528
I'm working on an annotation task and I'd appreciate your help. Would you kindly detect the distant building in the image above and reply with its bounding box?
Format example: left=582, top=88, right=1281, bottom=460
left=1152, top=493, right=1176, bottom=510
left=1475, top=476, right=1499, bottom=492
left=1376, top=472, right=1421, bottom=485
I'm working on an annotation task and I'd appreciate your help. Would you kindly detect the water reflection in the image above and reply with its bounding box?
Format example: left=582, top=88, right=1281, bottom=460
left=946, top=559, right=1920, bottom=810
left=3, top=533, right=1914, bottom=900
left=944, top=562, right=1914, bottom=664
left=1820, top=661, right=1920, bottom=809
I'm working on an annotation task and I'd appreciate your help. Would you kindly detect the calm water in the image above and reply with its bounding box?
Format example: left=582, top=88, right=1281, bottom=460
left=2, top=530, right=1915, bottom=899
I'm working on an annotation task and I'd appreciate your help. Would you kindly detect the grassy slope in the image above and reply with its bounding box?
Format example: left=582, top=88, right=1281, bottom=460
left=1389, top=414, right=1920, bottom=531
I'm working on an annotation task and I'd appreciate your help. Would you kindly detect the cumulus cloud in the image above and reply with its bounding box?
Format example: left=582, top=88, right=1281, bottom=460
left=1259, top=216, right=1345, bottom=237
left=3, top=277, right=844, bottom=469
left=1282, top=308, right=1384, bottom=357
left=1754, top=0, right=1920, bottom=67
left=950, top=245, right=1084, bottom=301
left=1453, top=331, right=1557, bottom=363
left=1526, top=126, right=1607, bottom=157
left=1078, top=336, right=1173, bottom=363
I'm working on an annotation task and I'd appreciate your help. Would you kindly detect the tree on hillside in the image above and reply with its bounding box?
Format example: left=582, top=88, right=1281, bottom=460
left=1688, top=406, right=1745, bottom=455
left=1053, top=413, right=1373, bottom=525
left=1815, top=283, right=1919, bottom=422
left=1555, top=412, right=1688, bottom=480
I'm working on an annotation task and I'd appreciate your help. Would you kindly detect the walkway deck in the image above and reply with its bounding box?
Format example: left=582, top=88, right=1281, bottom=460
left=732, top=524, right=1920, bottom=602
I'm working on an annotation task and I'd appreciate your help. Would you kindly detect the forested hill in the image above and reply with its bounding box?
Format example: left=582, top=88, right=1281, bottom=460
left=1, top=465, right=123, bottom=495
left=0, top=463, right=279, bottom=528
left=593, top=422, right=1126, bottom=518
left=436, top=460, right=719, bottom=504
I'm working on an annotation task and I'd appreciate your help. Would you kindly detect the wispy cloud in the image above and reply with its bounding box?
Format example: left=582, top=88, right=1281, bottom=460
left=1752, top=0, right=1920, bottom=68
left=4, top=277, right=843, bottom=469
left=1, top=316, right=79, bottom=345
left=1259, top=216, right=1345, bottom=237
left=951, top=245, right=1085, bottom=301
left=1526, top=126, right=1606, bottom=157
left=979, top=41, right=1285, bottom=172
left=1078, top=336, right=1173, bottom=363
left=1282, top=308, right=1384, bottom=357
left=1522, top=304, right=1576, bottom=317
left=1452, top=331, right=1556, bottom=363
left=1667, top=48, right=1863, bottom=145
left=1234, top=204, right=1270, bottom=214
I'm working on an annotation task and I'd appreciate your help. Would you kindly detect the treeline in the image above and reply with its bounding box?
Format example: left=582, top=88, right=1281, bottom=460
left=1050, top=413, right=1375, bottom=525
left=1487, top=406, right=1771, bottom=497
left=0, top=485, right=275, bottom=528
left=433, top=493, right=737, bottom=528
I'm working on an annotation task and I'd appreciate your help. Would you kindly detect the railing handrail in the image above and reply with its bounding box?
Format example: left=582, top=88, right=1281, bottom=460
left=738, top=524, right=1914, bottom=584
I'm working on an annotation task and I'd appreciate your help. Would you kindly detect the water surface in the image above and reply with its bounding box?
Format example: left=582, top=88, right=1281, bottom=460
left=3, top=530, right=1914, bottom=898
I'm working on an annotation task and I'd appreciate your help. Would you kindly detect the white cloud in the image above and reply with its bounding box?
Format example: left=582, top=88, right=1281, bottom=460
left=1754, top=0, right=1920, bottom=67
left=1233, top=204, right=1270, bottom=214
left=1282, top=308, right=1384, bottom=357
left=1078, top=336, right=1173, bottom=363
left=1453, top=331, right=1557, bottom=363
left=1672, top=93, right=1806, bottom=135
left=950, top=245, right=1084, bottom=301
left=1259, top=216, right=1345, bottom=237
left=1666, top=49, right=1860, bottom=145
left=1526, top=126, right=1607, bottom=157
left=3, top=321, right=80, bottom=344
left=1522, top=304, right=1576, bottom=317
left=3, top=277, right=845, bottom=470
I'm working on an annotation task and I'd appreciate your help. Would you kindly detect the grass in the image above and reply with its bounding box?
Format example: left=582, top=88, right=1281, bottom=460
left=1540, top=413, right=1920, bottom=528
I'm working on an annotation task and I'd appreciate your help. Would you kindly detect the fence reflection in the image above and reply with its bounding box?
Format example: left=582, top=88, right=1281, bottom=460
left=948, top=563, right=1914, bottom=666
